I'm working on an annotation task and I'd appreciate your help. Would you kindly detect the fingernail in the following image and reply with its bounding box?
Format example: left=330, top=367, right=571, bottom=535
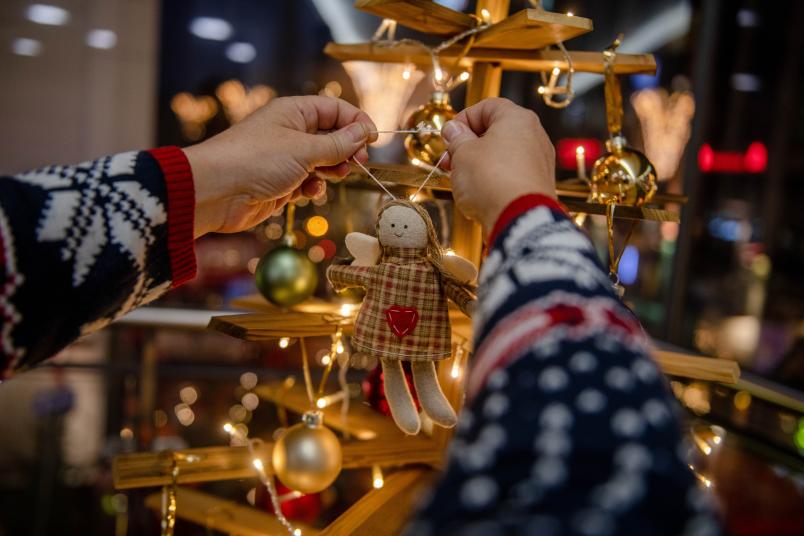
left=441, top=120, right=464, bottom=142
left=344, top=122, right=367, bottom=143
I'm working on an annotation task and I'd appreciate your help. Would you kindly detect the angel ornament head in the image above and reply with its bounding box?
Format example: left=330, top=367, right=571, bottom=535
left=327, top=200, right=477, bottom=435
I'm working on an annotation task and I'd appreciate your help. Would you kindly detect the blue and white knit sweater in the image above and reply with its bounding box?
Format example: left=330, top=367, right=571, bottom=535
left=412, top=195, right=721, bottom=535
left=0, top=147, right=195, bottom=377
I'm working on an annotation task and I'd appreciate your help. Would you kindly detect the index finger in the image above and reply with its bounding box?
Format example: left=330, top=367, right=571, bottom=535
left=452, top=97, right=529, bottom=136
left=292, top=95, right=378, bottom=143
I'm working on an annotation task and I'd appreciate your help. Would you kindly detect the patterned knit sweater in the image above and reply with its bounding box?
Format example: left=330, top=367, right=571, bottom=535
left=411, top=195, right=722, bottom=535
left=0, top=147, right=194, bottom=377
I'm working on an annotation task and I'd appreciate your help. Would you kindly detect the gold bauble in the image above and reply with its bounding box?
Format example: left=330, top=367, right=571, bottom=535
left=590, top=136, right=657, bottom=206
left=255, top=245, right=318, bottom=307
left=404, top=91, right=456, bottom=166
left=272, top=411, right=342, bottom=494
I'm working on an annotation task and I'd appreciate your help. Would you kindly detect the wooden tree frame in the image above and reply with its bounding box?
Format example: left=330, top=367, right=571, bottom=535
left=113, top=2, right=739, bottom=534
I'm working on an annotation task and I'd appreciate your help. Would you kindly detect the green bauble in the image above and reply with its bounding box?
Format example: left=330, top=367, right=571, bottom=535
left=255, top=246, right=318, bottom=306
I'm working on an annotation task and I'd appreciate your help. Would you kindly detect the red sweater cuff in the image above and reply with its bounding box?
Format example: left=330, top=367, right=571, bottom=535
left=148, top=146, right=197, bottom=287
left=487, top=194, right=568, bottom=247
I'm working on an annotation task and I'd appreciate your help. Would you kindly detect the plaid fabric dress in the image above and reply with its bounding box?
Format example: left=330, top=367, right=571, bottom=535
left=327, top=246, right=473, bottom=362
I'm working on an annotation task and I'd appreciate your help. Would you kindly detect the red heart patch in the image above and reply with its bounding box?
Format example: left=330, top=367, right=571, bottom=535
left=384, top=305, right=419, bottom=338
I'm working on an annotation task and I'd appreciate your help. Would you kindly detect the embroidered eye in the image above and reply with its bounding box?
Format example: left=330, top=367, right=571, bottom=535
left=391, top=224, right=395, bottom=228
left=404, top=225, right=408, bottom=229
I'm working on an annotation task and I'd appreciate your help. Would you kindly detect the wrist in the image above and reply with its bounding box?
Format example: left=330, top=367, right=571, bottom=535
left=183, top=142, right=229, bottom=237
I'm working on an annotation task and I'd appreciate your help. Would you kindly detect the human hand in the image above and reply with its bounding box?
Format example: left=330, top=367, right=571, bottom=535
left=440, top=98, right=556, bottom=239
left=184, top=96, right=377, bottom=237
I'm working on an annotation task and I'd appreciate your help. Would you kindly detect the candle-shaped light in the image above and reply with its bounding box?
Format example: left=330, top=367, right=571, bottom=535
left=576, top=145, right=587, bottom=179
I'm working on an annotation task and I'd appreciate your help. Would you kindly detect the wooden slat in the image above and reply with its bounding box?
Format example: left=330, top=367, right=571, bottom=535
left=556, top=179, right=689, bottom=204
left=115, top=436, right=441, bottom=490
left=144, top=487, right=317, bottom=536
left=231, top=295, right=359, bottom=316
left=562, top=200, right=680, bottom=223
left=114, top=444, right=273, bottom=490
left=355, top=0, right=474, bottom=35
left=318, top=468, right=437, bottom=536
left=347, top=162, right=452, bottom=191
left=654, top=350, right=740, bottom=384
left=325, top=42, right=657, bottom=75
left=208, top=313, right=350, bottom=341
left=474, top=8, right=592, bottom=49
left=257, top=382, right=389, bottom=441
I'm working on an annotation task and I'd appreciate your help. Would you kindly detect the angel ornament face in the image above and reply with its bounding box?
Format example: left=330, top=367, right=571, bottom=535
left=327, top=200, right=477, bottom=435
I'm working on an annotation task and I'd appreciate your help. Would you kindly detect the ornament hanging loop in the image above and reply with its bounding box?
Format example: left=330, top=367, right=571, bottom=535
left=537, top=41, right=575, bottom=109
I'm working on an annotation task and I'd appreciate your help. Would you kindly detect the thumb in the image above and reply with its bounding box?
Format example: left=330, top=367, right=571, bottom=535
left=441, top=120, right=477, bottom=156
left=307, top=122, right=369, bottom=167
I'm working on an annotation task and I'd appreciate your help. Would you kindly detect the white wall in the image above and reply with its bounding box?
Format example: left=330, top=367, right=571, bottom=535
left=0, top=0, right=160, bottom=173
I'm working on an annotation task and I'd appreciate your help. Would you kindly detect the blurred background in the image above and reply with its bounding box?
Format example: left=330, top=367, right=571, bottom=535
left=1, top=0, right=803, bottom=534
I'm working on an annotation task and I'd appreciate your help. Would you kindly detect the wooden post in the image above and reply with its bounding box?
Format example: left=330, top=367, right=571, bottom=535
left=450, top=0, right=509, bottom=267
left=436, top=0, right=510, bottom=451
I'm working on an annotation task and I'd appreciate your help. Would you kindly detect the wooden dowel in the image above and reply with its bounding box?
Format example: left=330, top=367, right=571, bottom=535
left=653, top=350, right=740, bottom=384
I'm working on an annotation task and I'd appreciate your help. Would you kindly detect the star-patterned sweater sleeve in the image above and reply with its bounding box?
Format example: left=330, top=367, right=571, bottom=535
left=409, top=194, right=721, bottom=536
left=0, top=147, right=196, bottom=377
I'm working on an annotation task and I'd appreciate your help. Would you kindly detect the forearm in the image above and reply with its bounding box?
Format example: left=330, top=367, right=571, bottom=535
left=0, top=147, right=196, bottom=376
left=413, top=195, right=720, bottom=534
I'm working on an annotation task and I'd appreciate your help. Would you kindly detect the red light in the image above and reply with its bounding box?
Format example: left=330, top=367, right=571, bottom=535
left=697, top=142, right=767, bottom=174
left=743, top=142, right=767, bottom=173
left=698, top=144, right=714, bottom=172
left=556, top=139, right=604, bottom=170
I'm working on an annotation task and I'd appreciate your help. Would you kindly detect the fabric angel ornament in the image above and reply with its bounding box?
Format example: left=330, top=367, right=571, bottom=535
left=327, top=200, right=477, bottom=435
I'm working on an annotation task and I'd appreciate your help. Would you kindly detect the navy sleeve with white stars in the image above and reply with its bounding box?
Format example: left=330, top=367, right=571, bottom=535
left=410, top=196, right=722, bottom=536
left=0, top=148, right=196, bottom=377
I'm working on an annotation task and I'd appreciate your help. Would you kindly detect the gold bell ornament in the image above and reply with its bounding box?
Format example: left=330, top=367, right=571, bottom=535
left=590, top=36, right=657, bottom=206
left=272, top=410, right=342, bottom=494
left=255, top=203, right=318, bottom=307
left=404, top=90, right=456, bottom=168
left=589, top=36, right=658, bottom=297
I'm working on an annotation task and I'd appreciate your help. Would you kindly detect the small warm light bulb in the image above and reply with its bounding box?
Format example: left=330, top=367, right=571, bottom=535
left=480, top=8, right=491, bottom=22
left=372, top=465, right=384, bottom=489
left=444, top=248, right=456, bottom=256
left=411, top=158, right=422, bottom=166
left=434, top=68, right=444, bottom=82
left=223, top=422, right=234, bottom=434
left=576, top=146, right=585, bottom=156
left=336, top=341, right=344, bottom=354
left=402, top=69, right=411, bottom=80
left=279, top=337, right=290, bottom=349
left=321, top=354, right=331, bottom=366
left=552, top=67, right=561, bottom=77
left=316, top=398, right=327, bottom=409
left=253, top=458, right=264, bottom=471
left=537, top=86, right=546, bottom=95
left=567, top=11, right=574, bottom=17
left=339, top=303, right=354, bottom=317
left=450, top=363, right=461, bottom=379
left=459, top=71, right=470, bottom=82
left=293, top=530, right=302, bottom=536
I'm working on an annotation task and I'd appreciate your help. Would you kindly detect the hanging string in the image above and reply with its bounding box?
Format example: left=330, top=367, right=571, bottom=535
left=160, top=457, right=179, bottom=536
left=370, top=126, right=441, bottom=135
left=370, top=14, right=491, bottom=92
left=412, top=151, right=449, bottom=199
left=224, top=425, right=301, bottom=536
left=351, top=157, right=398, bottom=200
left=299, top=338, right=315, bottom=408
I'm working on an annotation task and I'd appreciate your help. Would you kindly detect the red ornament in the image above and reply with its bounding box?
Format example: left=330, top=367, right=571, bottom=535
left=255, top=478, right=322, bottom=523
left=384, top=305, right=419, bottom=338
left=362, top=364, right=420, bottom=416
